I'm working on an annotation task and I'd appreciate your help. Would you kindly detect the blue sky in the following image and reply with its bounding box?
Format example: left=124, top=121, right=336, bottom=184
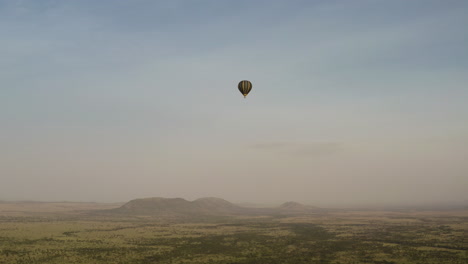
left=1, top=0, right=467, bottom=205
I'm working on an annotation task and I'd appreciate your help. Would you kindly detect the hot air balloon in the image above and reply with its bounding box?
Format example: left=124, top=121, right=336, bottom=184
left=238, top=80, right=252, bottom=98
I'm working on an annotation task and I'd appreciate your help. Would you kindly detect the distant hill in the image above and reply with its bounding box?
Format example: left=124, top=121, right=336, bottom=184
left=106, top=197, right=322, bottom=217
left=109, top=197, right=245, bottom=216
left=280, top=201, right=306, bottom=209
left=278, top=201, right=322, bottom=214
left=192, top=197, right=240, bottom=212
left=114, top=197, right=196, bottom=215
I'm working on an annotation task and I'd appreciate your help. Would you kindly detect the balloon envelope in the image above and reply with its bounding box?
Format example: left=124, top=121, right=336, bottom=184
left=238, top=80, right=252, bottom=98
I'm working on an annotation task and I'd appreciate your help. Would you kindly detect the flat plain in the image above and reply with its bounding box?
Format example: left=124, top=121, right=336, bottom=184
left=0, top=202, right=466, bottom=264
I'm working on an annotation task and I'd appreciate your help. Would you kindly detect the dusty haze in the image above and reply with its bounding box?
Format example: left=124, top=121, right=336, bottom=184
left=1, top=1, right=467, bottom=207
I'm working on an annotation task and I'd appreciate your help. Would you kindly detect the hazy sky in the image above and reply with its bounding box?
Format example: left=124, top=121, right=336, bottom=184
left=1, top=0, right=467, bottom=206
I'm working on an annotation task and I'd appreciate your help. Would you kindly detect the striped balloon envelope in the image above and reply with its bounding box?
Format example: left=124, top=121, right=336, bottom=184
left=238, top=80, right=252, bottom=98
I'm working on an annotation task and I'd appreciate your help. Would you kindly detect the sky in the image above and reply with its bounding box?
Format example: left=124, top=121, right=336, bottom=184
left=1, top=0, right=467, bottom=207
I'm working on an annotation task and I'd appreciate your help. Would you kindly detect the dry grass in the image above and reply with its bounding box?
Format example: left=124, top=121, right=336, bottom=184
left=0, top=203, right=466, bottom=264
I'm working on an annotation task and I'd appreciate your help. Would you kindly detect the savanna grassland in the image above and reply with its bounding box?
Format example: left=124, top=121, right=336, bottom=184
left=0, top=202, right=466, bottom=264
